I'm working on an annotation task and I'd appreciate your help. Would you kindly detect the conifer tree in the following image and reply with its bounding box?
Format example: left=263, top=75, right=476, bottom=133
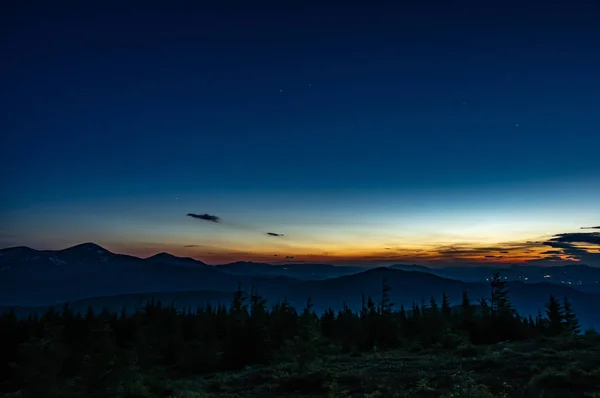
left=545, top=294, right=564, bottom=336
left=460, top=291, right=472, bottom=317
left=490, top=272, right=512, bottom=314
left=429, top=296, right=439, bottom=315
left=224, top=283, right=250, bottom=368
left=247, top=286, right=270, bottom=363
left=0, top=277, right=589, bottom=396
left=320, top=307, right=336, bottom=340
left=360, top=294, right=368, bottom=320
left=479, top=297, right=490, bottom=319
left=563, top=296, right=580, bottom=335
left=459, top=291, right=476, bottom=340
left=399, top=304, right=407, bottom=323
left=412, top=302, right=421, bottom=320
left=380, top=278, right=394, bottom=315
left=441, top=292, right=451, bottom=318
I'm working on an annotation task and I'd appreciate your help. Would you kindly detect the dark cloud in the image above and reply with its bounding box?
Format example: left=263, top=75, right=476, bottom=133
left=285, top=256, right=295, bottom=259
left=543, top=232, right=600, bottom=266
left=266, top=232, right=284, bottom=237
left=187, top=213, right=220, bottom=223
left=544, top=241, right=589, bottom=256
left=184, top=244, right=200, bottom=248
left=525, top=255, right=564, bottom=263
left=540, top=250, right=563, bottom=255
left=547, top=232, right=600, bottom=245
left=581, top=226, right=600, bottom=229
left=435, top=241, right=542, bottom=257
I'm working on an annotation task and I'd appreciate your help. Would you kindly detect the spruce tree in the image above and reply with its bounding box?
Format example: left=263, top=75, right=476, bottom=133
left=459, top=291, right=476, bottom=340
left=563, top=296, right=580, bottom=335
left=248, top=286, right=270, bottom=363
left=545, top=294, right=564, bottom=336
left=429, top=296, right=439, bottom=315
left=490, top=272, right=512, bottom=314
left=441, top=292, right=451, bottom=318
left=460, top=291, right=472, bottom=317
left=399, top=304, right=407, bottom=323
left=380, top=278, right=394, bottom=315
left=295, top=297, right=319, bottom=370
left=224, top=283, right=250, bottom=368
left=379, top=280, right=397, bottom=347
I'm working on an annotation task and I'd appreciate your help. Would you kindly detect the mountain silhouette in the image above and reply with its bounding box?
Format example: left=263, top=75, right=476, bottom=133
left=1, top=243, right=599, bottom=330
left=146, top=252, right=209, bottom=268
left=0, top=243, right=235, bottom=306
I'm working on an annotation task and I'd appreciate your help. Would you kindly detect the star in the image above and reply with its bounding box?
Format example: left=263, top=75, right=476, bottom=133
left=279, top=89, right=283, bottom=92
left=515, top=124, right=519, bottom=127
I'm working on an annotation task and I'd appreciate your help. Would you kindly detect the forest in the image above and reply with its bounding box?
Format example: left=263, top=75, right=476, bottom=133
left=1, top=273, right=598, bottom=398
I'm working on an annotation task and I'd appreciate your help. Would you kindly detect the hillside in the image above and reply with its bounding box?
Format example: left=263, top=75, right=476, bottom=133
left=216, top=261, right=364, bottom=280
left=2, top=282, right=599, bottom=398
left=200, top=335, right=600, bottom=397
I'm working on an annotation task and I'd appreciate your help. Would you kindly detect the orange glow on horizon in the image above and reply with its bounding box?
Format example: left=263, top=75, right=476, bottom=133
left=103, top=238, right=583, bottom=266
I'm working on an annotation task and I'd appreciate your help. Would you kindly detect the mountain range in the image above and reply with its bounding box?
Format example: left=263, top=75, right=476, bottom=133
left=1, top=243, right=599, bottom=330
left=389, top=263, right=600, bottom=293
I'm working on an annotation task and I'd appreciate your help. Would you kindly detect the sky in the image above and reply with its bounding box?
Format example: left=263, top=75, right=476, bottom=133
left=1, top=1, right=599, bottom=266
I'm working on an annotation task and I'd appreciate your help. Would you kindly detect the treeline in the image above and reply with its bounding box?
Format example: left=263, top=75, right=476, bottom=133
left=0, top=273, right=584, bottom=396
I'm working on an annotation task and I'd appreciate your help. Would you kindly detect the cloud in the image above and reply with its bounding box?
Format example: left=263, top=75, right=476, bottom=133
left=187, top=213, right=220, bottom=223
left=543, top=232, right=600, bottom=266
left=525, top=255, right=566, bottom=263
left=285, top=256, right=295, bottom=259
left=266, top=232, right=284, bottom=237
left=582, top=226, right=600, bottom=229
left=540, top=250, right=563, bottom=255
left=184, top=244, right=200, bottom=247
left=547, top=232, right=600, bottom=245
left=435, top=241, right=542, bottom=258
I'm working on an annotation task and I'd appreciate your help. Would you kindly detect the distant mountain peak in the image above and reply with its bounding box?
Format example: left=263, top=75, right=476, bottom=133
left=368, top=266, right=399, bottom=274
left=146, top=252, right=207, bottom=267
left=223, top=261, right=274, bottom=268
left=149, top=252, right=179, bottom=259
left=0, top=246, right=35, bottom=254
left=388, top=264, right=432, bottom=271
left=63, top=242, right=110, bottom=254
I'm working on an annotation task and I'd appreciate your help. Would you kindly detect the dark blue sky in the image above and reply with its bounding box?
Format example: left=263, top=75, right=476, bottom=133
left=2, top=1, right=599, bottom=264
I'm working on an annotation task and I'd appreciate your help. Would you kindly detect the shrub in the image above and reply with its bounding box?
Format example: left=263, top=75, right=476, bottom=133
left=527, top=364, right=600, bottom=395
left=277, top=370, right=331, bottom=394
left=454, top=343, right=479, bottom=357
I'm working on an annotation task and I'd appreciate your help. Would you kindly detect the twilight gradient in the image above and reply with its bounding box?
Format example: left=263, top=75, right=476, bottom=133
left=1, top=1, right=599, bottom=266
